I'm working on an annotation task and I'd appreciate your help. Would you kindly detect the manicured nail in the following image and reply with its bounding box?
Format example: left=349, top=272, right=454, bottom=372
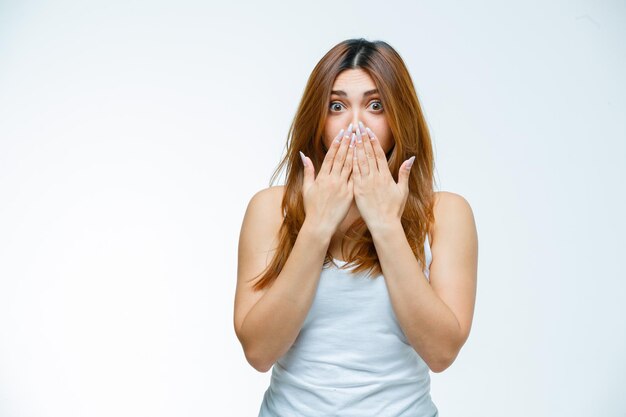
left=366, top=127, right=376, bottom=140
left=356, top=129, right=362, bottom=143
left=406, top=155, right=416, bottom=169
left=347, top=123, right=353, bottom=135
left=334, top=128, right=344, bottom=143
left=358, top=121, right=365, bottom=135
left=300, top=151, right=307, bottom=166
left=349, top=133, right=356, bottom=148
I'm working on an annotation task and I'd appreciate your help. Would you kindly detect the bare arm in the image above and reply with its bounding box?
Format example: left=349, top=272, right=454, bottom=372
left=240, top=221, right=331, bottom=372
left=370, top=192, right=478, bottom=373
left=235, top=128, right=356, bottom=372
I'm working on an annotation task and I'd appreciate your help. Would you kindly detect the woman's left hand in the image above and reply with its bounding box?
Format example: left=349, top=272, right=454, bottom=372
left=351, top=121, right=416, bottom=233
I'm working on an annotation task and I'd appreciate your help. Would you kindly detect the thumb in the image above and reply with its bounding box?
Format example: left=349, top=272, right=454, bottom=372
left=398, top=155, right=416, bottom=190
left=300, top=151, right=314, bottom=187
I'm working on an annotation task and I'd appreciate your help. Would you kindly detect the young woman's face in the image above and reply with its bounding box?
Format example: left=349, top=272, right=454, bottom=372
left=323, top=68, right=394, bottom=154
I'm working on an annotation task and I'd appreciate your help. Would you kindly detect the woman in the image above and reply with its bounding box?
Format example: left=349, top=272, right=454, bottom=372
left=234, top=38, right=478, bottom=417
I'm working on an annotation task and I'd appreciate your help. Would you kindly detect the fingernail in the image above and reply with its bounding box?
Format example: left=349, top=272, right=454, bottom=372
left=358, top=121, right=365, bottom=135
left=366, top=127, right=376, bottom=140
left=356, top=129, right=362, bottom=143
left=347, top=123, right=353, bottom=135
left=349, top=133, right=356, bottom=148
left=334, top=129, right=344, bottom=143
left=300, top=151, right=307, bottom=166
left=406, top=155, right=416, bottom=169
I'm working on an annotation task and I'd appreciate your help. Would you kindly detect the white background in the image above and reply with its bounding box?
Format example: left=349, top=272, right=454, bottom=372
left=1, top=0, right=625, bottom=416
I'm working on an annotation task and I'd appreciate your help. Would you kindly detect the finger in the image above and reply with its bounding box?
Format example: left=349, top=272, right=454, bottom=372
left=300, top=151, right=315, bottom=187
left=352, top=133, right=362, bottom=181
left=341, top=133, right=356, bottom=180
left=365, top=127, right=390, bottom=175
left=398, top=155, right=416, bottom=190
left=355, top=128, right=369, bottom=176
left=330, top=127, right=352, bottom=176
left=347, top=170, right=354, bottom=192
left=320, top=128, right=345, bottom=176
left=358, top=121, right=378, bottom=174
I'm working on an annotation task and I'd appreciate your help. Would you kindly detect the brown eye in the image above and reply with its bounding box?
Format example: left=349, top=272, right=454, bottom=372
left=369, top=101, right=383, bottom=111
left=329, top=102, right=343, bottom=112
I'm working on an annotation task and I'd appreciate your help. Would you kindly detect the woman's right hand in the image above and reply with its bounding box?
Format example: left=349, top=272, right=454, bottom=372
left=299, top=125, right=356, bottom=236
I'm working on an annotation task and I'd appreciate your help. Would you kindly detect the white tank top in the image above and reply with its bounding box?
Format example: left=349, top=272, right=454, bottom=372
left=258, top=234, right=439, bottom=417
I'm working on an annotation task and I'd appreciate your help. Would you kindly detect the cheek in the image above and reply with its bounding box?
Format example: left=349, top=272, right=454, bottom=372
left=323, top=128, right=335, bottom=149
left=369, top=123, right=393, bottom=152
left=379, top=137, right=394, bottom=155
left=325, top=123, right=344, bottom=147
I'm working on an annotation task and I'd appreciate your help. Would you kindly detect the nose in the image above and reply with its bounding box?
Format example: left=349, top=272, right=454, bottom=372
left=350, top=111, right=362, bottom=132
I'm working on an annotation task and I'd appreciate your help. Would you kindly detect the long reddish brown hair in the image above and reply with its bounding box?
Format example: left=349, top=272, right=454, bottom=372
left=250, top=38, right=438, bottom=291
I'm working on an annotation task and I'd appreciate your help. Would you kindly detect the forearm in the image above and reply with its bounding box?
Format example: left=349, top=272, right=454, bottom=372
left=370, top=221, right=462, bottom=372
left=240, top=219, right=332, bottom=372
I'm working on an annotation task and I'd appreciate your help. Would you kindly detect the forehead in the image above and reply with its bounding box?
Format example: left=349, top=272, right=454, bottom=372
left=331, top=69, right=376, bottom=91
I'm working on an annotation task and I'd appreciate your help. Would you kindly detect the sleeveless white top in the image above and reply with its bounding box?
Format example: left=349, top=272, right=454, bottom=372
left=258, top=234, right=439, bottom=417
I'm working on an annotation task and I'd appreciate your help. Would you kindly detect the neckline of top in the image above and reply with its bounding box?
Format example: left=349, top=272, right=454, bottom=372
left=332, top=257, right=348, bottom=265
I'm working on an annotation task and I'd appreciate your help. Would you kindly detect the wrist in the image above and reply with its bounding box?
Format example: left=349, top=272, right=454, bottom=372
left=301, top=218, right=334, bottom=245
left=368, top=218, right=404, bottom=240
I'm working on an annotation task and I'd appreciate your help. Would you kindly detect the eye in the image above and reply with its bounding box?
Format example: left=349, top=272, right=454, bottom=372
left=369, top=100, right=383, bottom=112
left=329, top=101, right=344, bottom=112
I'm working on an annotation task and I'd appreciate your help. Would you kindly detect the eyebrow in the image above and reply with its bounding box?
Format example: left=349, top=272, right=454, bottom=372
left=330, top=89, right=379, bottom=97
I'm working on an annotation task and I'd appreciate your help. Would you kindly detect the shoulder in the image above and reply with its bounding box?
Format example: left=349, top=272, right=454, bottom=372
left=431, top=191, right=476, bottom=244
left=433, top=191, right=473, bottom=215
left=238, top=185, right=286, bottom=278
left=242, top=185, right=286, bottom=233
left=249, top=185, right=285, bottom=207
